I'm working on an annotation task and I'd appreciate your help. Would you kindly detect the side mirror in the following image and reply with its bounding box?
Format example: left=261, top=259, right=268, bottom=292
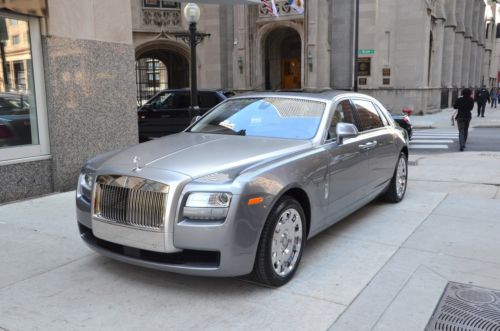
left=191, top=115, right=201, bottom=124
left=336, top=122, right=359, bottom=144
left=142, top=104, right=152, bottom=111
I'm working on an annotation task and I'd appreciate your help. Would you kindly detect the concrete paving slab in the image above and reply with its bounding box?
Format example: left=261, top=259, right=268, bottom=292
left=404, top=213, right=500, bottom=265
left=0, top=255, right=344, bottom=331
left=0, top=192, right=76, bottom=238
left=325, top=204, right=430, bottom=246
left=431, top=194, right=500, bottom=220
left=371, top=266, right=447, bottom=331
left=282, top=234, right=396, bottom=305
left=408, top=180, right=498, bottom=199
left=409, top=152, right=500, bottom=185
left=369, top=188, right=447, bottom=214
left=329, top=248, right=432, bottom=331
left=329, top=246, right=500, bottom=331
left=0, top=223, right=90, bottom=289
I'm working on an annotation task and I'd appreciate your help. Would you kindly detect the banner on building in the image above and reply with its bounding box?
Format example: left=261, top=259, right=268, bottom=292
left=289, top=0, right=304, bottom=14
left=262, top=0, right=279, bottom=16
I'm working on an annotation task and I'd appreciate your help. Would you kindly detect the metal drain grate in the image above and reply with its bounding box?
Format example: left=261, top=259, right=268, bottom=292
left=426, top=282, right=500, bottom=331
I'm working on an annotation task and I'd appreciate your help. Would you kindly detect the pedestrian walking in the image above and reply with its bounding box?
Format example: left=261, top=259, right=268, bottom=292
left=452, top=88, right=474, bottom=152
left=490, top=86, right=498, bottom=108
left=474, top=86, right=490, bottom=117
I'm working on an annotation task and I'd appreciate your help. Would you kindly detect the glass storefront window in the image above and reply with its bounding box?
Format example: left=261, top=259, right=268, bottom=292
left=0, top=16, right=38, bottom=149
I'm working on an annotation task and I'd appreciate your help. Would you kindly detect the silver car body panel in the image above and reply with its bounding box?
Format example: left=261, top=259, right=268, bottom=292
left=76, top=91, right=408, bottom=277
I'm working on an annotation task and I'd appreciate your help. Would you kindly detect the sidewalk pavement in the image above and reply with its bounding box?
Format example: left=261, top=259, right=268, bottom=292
left=411, top=103, right=500, bottom=129
left=0, top=152, right=499, bottom=330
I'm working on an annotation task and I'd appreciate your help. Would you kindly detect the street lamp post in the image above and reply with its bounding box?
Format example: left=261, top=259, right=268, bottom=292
left=354, top=0, right=359, bottom=92
left=184, top=3, right=201, bottom=117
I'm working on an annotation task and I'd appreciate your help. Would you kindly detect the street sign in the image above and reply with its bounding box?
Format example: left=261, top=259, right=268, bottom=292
left=358, top=49, right=375, bottom=55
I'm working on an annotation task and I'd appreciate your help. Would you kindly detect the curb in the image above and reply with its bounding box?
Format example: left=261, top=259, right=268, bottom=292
left=471, top=125, right=500, bottom=129
left=413, top=125, right=435, bottom=129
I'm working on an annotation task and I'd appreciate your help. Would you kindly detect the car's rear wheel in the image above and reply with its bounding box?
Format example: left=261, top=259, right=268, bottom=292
left=251, top=196, right=306, bottom=287
left=381, top=152, right=408, bottom=203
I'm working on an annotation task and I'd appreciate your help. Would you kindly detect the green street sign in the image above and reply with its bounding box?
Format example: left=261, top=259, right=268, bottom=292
left=358, top=49, right=375, bottom=55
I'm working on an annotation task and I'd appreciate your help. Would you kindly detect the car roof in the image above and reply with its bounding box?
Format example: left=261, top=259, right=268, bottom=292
left=156, top=88, right=230, bottom=93
left=232, top=90, right=373, bottom=102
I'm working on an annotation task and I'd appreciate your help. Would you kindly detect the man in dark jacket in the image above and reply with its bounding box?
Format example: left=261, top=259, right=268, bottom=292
left=453, top=88, right=474, bottom=151
left=475, top=87, right=490, bottom=117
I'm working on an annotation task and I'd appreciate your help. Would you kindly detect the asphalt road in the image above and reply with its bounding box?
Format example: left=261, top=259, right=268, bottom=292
left=410, top=128, right=500, bottom=153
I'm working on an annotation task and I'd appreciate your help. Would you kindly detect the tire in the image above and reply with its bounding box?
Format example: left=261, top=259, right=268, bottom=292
left=251, top=196, right=306, bottom=287
left=381, top=152, right=408, bottom=203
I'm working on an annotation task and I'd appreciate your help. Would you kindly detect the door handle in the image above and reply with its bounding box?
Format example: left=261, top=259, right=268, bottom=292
left=358, top=141, right=378, bottom=151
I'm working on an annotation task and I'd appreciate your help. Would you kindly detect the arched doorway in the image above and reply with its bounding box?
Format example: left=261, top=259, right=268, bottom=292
left=135, top=43, right=189, bottom=106
left=264, top=27, right=302, bottom=90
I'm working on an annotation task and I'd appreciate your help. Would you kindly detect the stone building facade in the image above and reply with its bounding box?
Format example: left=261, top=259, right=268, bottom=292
left=0, top=0, right=138, bottom=203
left=131, top=0, right=356, bottom=105
left=131, top=0, right=498, bottom=115
left=357, top=0, right=498, bottom=114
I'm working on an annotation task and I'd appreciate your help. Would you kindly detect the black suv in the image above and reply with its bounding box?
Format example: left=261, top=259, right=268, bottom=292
left=138, top=89, right=234, bottom=142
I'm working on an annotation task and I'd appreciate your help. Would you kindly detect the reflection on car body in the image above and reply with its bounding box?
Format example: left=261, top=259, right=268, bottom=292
left=77, top=91, right=409, bottom=287
left=0, top=92, right=32, bottom=147
left=137, top=89, right=234, bottom=142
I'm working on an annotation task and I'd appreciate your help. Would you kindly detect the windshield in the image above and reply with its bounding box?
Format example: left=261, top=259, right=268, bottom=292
left=189, top=97, right=326, bottom=140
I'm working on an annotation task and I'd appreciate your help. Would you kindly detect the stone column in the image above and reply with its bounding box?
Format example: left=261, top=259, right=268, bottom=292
left=430, top=11, right=446, bottom=89
left=442, top=0, right=456, bottom=89
left=461, top=0, right=473, bottom=87
left=476, top=2, right=486, bottom=86
left=453, top=0, right=466, bottom=88
left=330, top=0, right=355, bottom=89
left=469, top=1, right=479, bottom=88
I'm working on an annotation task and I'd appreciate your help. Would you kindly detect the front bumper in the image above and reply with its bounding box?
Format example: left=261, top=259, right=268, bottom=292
left=77, top=189, right=269, bottom=277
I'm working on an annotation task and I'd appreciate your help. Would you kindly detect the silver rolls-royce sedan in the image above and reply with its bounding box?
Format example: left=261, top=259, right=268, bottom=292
left=76, top=91, right=408, bottom=287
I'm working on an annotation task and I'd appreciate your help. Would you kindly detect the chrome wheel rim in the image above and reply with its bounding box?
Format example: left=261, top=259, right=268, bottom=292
left=271, top=208, right=303, bottom=277
left=396, top=157, right=407, bottom=198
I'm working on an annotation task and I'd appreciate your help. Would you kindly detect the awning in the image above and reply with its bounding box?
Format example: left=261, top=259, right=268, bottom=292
left=0, top=0, right=46, bottom=17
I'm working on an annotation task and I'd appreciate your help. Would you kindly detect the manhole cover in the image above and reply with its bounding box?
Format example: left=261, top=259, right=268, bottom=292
left=426, top=282, right=500, bottom=331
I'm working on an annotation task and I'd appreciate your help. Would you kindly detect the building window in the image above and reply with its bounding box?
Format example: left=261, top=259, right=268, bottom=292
left=0, top=15, right=49, bottom=163
left=496, top=24, right=500, bottom=38
left=11, top=34, right=19, bottom=45
left=486, top=23, right=491, bottom=39
left=143, top=0, right=180, bottom=9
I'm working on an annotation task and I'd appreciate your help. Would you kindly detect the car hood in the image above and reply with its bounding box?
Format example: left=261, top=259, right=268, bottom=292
left=102, top=133, right=311, bottom=179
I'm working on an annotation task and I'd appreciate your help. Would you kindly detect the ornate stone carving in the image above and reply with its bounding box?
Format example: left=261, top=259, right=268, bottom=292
left=142, top=9, right=181, bottom=28
left=259, top=0, right=303, bottom=17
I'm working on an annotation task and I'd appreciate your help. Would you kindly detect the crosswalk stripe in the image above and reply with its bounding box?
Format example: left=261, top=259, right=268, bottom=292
left=410, top=144, right=449, bottom=149
left=410, top=139, right=454, bottom=143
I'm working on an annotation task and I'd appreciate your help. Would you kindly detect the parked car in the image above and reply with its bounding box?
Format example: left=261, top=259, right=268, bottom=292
left=390, top=112, right=412, bottom=140
left=0, top=93, right=32, bottom=147
left=77, top=91, right=409, bottom=287
left=138, top=89, right=234, bottom=142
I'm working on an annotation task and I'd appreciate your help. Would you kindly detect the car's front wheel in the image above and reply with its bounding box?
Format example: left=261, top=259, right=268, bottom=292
left=251, top=196, right=306, bottom=287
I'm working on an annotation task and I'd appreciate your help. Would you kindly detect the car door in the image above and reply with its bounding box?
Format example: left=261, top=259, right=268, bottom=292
left=140, top=92, right=191, bottom=138
left=325, top=99, right=371, bottom=225
left=351, top=98, right=397, bottom=193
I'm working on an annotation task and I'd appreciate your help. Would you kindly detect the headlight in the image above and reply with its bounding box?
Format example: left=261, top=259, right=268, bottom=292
left=77, top=172, right=95, bottom=199
left=183, top=192, right=232, bottom=220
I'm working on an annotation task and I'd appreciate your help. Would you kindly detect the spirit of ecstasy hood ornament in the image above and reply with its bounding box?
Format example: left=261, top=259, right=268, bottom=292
left=132, top=156, right=142, bottom=172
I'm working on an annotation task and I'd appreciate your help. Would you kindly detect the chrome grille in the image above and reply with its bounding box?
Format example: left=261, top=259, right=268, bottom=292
left=94, top=175, right=169, bottom=230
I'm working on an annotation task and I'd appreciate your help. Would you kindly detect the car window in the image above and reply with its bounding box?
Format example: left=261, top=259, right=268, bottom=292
left=171, top=93, right=190, bottom=108
left=373, top=103, right=389, bottom=126
left=199, top=92, right=220, bottom=108
left=352, top=99, right=384, bottom=131
left=150, top=92, right=172, bottom=109
left=327, top=100, right=355, bottom=141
